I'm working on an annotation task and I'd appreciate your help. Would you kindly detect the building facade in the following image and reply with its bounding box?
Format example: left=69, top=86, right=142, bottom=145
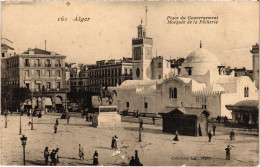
left=88, top=57, right=133, bottom=93
left=69, top=63, right=90, bottom=92
left=2, top=48, right=67, bottom=112
left=110, top=19, right=258, bottom=119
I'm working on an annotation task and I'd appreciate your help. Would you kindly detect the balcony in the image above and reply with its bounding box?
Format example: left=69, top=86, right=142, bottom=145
left=55, top=64, right=61, bottom=67
left=45, top=64, right=52, bottom=67
left=24, top=63, right=30, bottom=67
left=34, top=64, right=41, bottom=67
left=33, top=88, right=67, bottom=93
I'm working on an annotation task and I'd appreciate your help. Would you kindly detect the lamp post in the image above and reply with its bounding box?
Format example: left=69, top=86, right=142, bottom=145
left=5, top=111, right=7, bottom=128
left=139, top=118, right=142, bottom=142
left=19, top=109, right=22, bottom=135
left=20, top=135, right=27, bottom=166
left=31, top=111, right=33, bottom=130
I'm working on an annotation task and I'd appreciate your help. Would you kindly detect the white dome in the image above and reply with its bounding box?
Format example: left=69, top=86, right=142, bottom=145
left=180, top=48, right=221, bottom=76
left=185, top=48, right=219, bottom=63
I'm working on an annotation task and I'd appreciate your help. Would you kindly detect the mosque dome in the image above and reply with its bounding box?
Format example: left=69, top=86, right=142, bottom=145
left=180, top=46, right=221, bottom=76
left=185, top=48, right=219, bottom=63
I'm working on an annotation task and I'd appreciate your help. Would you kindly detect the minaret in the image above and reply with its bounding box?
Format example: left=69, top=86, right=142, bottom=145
left=132, top=6, right=153, bottom=80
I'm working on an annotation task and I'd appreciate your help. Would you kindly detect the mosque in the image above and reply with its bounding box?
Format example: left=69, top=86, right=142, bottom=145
left=110, top=17, right=258, bottom=119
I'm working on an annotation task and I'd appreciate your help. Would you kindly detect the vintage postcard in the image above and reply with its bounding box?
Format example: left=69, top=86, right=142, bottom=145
left=1, top=1, right=259, bottom=166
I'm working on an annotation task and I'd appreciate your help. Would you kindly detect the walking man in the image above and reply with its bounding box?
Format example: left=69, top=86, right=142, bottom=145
left=111, top=137, right=115, bottom=149
left=225, top=145, right=232, bottom=160
left=139, top=120, right=144, bottom=130
left=86, top=114, right=89, bottom=122
left=208, top=131, right=213, bottom=142
left=114, top=135, right=118, bottom=149
left=56, top=119, right=59, bottom=126
left=212, top=124, right=216, bottom=136
left=44, top=147, right=49, bottom=165
left=55, top=148, right=60, bottom=165
left=230, top=129, right=235, bottom=140
left=79, top=144, right=84, bottom=160
left=50, top=149, right=56, bottom=166
left=93, top=150, right=99, bottom=165
left=54, top=123, right=58, bottom=134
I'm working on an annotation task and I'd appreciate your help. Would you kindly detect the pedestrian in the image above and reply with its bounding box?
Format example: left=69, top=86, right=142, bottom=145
left=173, top=130, right=179, bottom=141
left=212, top=124, right=216, bottom=136
left=136, top=110, right=139, bottom=118
left=44, top=147, right=49, bottom=165
left=93, top=150, right=99, bottom=165
left=90, top=115, right=93, bottom=122
left=111, top=137, right=115, bottom=149
left=134, top=150, right=143, bottom=166
left=225, top=145, right=233, bottom=160
left=81, top=110, right=84, bottom=119
left=224, top=116, right=228, bottom=126
left=208, top=131, right=212, bottom=142
left=129, top=156, right=135, bottom=166
left=139, top=120, right=144, bottom=130
left=55, top=148, right=60, bottom=165
left=86, top=114, right=89, bottom=122
left=152, top=116, right=155, bottom=125
left=50, top=149, right=56, bottom=166
left=56, top=119, right=59, bottom=126
left=79, top=144, right=84, bottom=160
left=67, top=114, right=70, bottom=124
left=54, top=123, right=58, bottom=134
left=133, top=110, right=136, bottom=117
left=114, top=135, right=118, bottom=149
left=230, top=129, right=235, bottom=140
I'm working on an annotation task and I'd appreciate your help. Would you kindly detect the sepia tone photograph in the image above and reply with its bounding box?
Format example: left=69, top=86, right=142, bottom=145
left=1, top=1, right=259, bottom=166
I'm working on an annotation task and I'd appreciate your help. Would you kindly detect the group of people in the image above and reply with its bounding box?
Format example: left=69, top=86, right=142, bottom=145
left=216, top=115, right=229, bottom=124
left=44, top=147, right=59, bottom=166
left=111, top=135, right=119, bottom=149
left=129, top=150, right=143, bottom=166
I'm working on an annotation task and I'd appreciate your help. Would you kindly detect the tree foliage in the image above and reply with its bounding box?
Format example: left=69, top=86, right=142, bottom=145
left=1, top=86, right=32, bottom=112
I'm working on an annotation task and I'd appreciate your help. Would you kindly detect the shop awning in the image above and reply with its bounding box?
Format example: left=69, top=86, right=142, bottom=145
left=44, top=97, right=52, bottom=106
left=55, top=97, right=62, bottom=104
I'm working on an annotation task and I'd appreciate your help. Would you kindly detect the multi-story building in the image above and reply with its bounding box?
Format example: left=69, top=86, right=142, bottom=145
left=251, top=43, right=259, bottom=89
left=3, top=48, right=67, bottom=112
left=69, top=63, right=89, bottom=92
left=88, top=57, right=133, bottom=93
left=1, top=38, right=16, bottom=87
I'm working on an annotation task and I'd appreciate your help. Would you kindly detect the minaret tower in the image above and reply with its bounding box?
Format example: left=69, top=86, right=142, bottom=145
left=132, top=6, right=153, bottom=80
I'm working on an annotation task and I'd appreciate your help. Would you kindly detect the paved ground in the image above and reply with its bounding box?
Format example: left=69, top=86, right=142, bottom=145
left=1, top=113, right=258, bottom=166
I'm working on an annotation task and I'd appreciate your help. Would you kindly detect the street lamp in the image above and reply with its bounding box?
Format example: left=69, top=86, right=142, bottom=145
left=139, top=118, right=142, bottom=142
left=31, top=110, right=33, bottom=130
left=20, top=135, right=27, bottom=166
left=19, top=109, right=22, bottom=135
left=5, top=111, right=7, bottom=128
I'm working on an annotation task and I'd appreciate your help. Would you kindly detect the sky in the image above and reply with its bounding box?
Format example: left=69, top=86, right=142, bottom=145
left=1, top=1, right=259, bottom=69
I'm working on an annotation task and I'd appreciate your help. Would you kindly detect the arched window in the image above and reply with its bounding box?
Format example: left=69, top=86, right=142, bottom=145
left=174, top=88, right=177, bottom=98
left=188, top=69, right=192, bottom=75
left=244, top=87, right=249, bottom=97
left=158, top=62, right=162, bottom=68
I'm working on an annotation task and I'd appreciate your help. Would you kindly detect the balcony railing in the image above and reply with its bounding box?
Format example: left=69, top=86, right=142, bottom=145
left=33, top=88, right=67, bottom=92
left=45, top=64, right=52, bottom=67
left=34, top=64, right=41, bottom=67
left=24, top=63, right=30, bottom=67
left=55, top=64, right=61, bottom=67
